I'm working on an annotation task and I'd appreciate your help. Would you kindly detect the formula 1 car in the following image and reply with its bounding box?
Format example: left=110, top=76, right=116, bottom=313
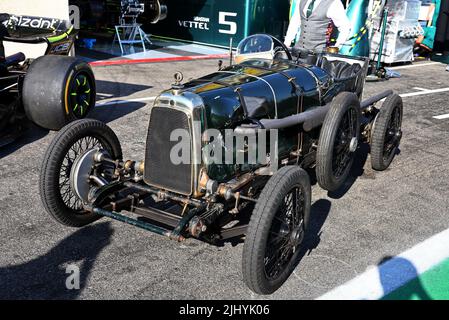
left=40, top=34, right=403, bottom=294
left=0, top=13, right=96, bottom=146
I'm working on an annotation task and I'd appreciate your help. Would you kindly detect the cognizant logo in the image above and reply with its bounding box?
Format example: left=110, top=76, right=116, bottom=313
left=9, top=15, right=63, bottom=30
left=6, top=6, right=80, bottom=31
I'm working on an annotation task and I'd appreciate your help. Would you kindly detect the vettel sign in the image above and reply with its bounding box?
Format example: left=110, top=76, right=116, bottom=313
left=178, top=16, right=210, bottom=30
left=149, top=0, right=289, bottom=47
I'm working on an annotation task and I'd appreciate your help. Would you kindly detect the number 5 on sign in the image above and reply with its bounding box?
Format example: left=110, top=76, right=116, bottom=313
left=219, top=12, right=237, bottom=35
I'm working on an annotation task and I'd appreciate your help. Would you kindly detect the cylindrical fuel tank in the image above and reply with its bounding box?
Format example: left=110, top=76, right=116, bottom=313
left=183, top=59, right=330, bottom=130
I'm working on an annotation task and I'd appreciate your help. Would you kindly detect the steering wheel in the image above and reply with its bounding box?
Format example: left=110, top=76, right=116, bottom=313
left=272, top=37, right=293, bottom=61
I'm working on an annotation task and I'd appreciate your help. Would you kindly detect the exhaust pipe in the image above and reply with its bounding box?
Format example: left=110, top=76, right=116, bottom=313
left=235, top=104, right=331, bottom=135
left=360, top=90, right=393, bottom=109
left=234, top=90, right=393, bottom=135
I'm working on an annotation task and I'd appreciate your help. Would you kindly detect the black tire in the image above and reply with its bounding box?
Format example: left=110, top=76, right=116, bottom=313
left=242, top=166, right=311, bottom=295
left=23, top=55, right=96, bottom=131
left=371, top=94, right=403, bottom=171
left=316, top=92, right=360, bottom=192
left=40, top=119, right=122, bottom=227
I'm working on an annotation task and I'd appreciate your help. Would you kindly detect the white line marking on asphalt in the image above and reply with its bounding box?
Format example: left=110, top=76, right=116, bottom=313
left=412, top=87, right=430, bottom=92
left=433, top=114, right=449, bottom=120
left=400, top=87, right=449, bottom=98
left=389, top=62, right=441, bottom=70
left=377, top=87, right=449, bottom=104
left=317, top=227, right=449, bottom=300
left=96, top=96, right=157, bottom=107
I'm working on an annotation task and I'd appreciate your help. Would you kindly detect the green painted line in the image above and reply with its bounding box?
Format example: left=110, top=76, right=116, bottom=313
left=319, top=228, right=449, bottom=300
left=71, top=93, right=77, bottom=96
left=74, top=104, right=79, bottom=112
left=383, top=258, right=449, bottom=300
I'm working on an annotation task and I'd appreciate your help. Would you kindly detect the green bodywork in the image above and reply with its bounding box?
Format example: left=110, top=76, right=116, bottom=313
left=179, top=59, right=332, bottom=182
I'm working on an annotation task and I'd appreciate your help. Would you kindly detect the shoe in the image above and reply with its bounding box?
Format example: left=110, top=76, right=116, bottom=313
left=446, top=65, right=449, bottom=72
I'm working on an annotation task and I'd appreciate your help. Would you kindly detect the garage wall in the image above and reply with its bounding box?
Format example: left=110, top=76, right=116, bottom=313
left=0, top=0, right=70, bottom=58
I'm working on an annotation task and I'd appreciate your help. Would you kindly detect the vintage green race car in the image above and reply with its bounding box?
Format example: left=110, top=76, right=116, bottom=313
left=40, top=34, right=403, bottom=295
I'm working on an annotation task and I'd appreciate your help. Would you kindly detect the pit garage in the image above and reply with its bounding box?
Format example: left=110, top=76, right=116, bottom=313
left=0, top=0, right=449, bottom=301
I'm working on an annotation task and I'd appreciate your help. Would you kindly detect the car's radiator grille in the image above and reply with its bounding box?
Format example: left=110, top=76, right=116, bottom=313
left=144, top=107, right=192, bottom=195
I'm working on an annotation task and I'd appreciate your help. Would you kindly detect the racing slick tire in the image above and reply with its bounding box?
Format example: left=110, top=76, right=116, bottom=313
left=23, top=55, right=96, bottom=131
left=242, top=166, right=311, bottom=295
left=316, top=92, right=361, bottom=192
left=40, top=119, right=122, bottom=228
left=370, top=94, right=403, bottom=171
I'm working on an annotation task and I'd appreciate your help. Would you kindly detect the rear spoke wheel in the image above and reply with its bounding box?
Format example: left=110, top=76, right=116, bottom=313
left=371, top=94, right=403, bottom=171
left=316, top=92, right=361, bottom=192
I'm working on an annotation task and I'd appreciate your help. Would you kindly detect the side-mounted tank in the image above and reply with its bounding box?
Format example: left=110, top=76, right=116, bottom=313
left=185, top=60, right=330, bottom=128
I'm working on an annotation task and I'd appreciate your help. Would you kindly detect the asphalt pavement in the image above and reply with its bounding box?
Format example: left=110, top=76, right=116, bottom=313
left=1, top=59, right=448, bottom=300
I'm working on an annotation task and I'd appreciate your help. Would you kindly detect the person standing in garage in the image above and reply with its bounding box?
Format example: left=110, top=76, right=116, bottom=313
left=434, top=0, right=449, bottom=54
left=284, top=0, right=351, bottom=51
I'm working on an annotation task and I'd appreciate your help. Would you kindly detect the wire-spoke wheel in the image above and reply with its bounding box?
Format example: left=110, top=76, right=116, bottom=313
left=40, top=119, right=122, bottom=227
left=316, top=92, right=361, bottom=192
left=371, top=94, right=403, bottom=171
left=59, top=136, right=103, bottom=211
left=243, top=166, right=311, bottom=295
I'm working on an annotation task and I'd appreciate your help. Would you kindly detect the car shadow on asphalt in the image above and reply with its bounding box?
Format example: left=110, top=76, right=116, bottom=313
left=95, top=80, right=153, bottom=101
left=311, top=142, right=402, bottom=200
left=0, top=124, right=49, bottom=160
left=0, top=101, right=147, bottom=160
left=0, top=222, right=114, bottom=300
left=90, top=101, right=148, bottom=124
left=0, top=80, right=151, bottom=159
left=326, top=144, right=370, bottom=199
left=295, top=199, right=332, bottom=261
left=326, top=144, right=402, bottom=200
left=214, top=199, right=331, bottom=258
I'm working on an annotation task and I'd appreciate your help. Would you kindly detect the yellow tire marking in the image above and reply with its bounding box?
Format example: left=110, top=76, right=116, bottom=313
left=65, top=72, right=74, bottom=115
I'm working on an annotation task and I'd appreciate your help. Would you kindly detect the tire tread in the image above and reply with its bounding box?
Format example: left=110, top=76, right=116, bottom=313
left=242, top=166, right=311, bottom=294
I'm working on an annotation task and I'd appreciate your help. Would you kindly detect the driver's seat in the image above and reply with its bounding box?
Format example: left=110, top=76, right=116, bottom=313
left=320, top=57, right=362, bottom=80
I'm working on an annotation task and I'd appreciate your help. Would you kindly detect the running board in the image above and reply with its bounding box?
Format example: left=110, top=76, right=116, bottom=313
left=92, top=207, right=188, bottom=242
